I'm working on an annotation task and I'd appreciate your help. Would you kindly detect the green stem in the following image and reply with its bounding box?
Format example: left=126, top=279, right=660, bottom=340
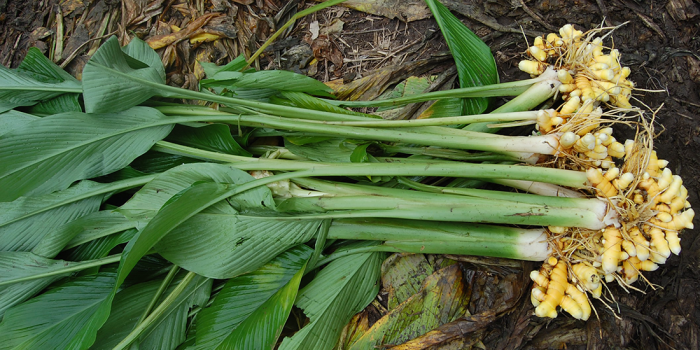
left=464, top=70, right=561, bottom=133
left=287, top=110, right=542, bottom=127
left=112, top=271, right=198, bottom=350
left=160, top=112, right=561, bottom=156
left=308, top=218, right=551, bottom=268
left=134, top=265, right=180, bottom=326
left=155, top=140, right=589, bottom=187
left=276, top=195, right=605, bottom=229
left=395, top=177, right=596, bottom=209
left=379, top=144, right=519, bottom=162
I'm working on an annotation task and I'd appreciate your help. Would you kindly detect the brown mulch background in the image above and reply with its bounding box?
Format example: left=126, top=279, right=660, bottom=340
left=2, top=0, right=699, bottom=349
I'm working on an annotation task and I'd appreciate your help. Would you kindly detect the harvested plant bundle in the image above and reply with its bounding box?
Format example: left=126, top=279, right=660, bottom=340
left=0, top=0, right=693, bottom=348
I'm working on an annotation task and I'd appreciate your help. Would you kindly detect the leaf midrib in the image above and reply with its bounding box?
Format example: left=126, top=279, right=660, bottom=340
left=0, top=176, right=154, bottom=228
left=10, top=286, right=111, bottom=349
left=0, top=116, right=177, bottom=181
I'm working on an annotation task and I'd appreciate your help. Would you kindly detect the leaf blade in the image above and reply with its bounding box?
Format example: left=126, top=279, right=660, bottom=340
left=425, top=0, right=498, bottom=116
left=279, top=246, right=384, bottom=350
left=194, top=245, right=312, bottom=350
left=0, top=106, right=173, bottom=201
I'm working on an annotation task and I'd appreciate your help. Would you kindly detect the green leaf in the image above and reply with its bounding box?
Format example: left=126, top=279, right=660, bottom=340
left=0, top=106, right=173, bottom=201
left=350, top=143, right=371, bottom=163
left=0, top=270, right=116, bottom=350
left=0, top=65, right=82, bottom=113
left=65, top=229, right=136, bottom=262
left=0, top=110, right=40, bottom=136
left=119, top=163, right=272, bottom=222
left=0, top=47, right=82, bottom=113
left=201, top=70, right=333, bottom=97
left=29, top=93, right=82, bottom=114
left=166, top=123, right=252, bottom=157
left=154, top=212, right=322, bottom=279
left=0, top=181, right=106, bottom=252
left=130, top=151, right=201, bottom=174
left=91, top=272, right=211, bottom=350
left=120, top=37, right=166, bottom=82
left=17, top=47, right=78, bottom=83
left=82, top=36, right=167, bottom=113
left=0, top=251, right=76, bottom=318
left=278, top=246, right=384, bottom=350
left=114, top=181, right=234, bottom=290
left=32, top=210, right=135, bottom=258
left=200, top=55, right=247, bottom=78
left=194, top=245, right=312, bottom=349
left=14, top=48, right=82, bottom=114
left=425, top=0, right=498, bottom=115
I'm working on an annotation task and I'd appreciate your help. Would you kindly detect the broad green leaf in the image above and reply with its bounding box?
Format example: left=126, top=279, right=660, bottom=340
left=0, top=270, right=116, bottom=350
left=120, top=163, right=272, bottom=222
left=65, top=229, right=136, bottom=262
left=0, top=48, right=82, bottom=113
left=91, top=273, right=211, bottom=350
left=114, top=181, right=236, bottom=290
left=348, top=264, right=468, bottom=349
left=82, top=36, right=168, bottom=113
left=200, top=55, right=247, bottom=78
left=0, top=110, right=39, bottom=136
left=130, top=151, right=201, bottom=174
left=17, top=47, right=78, bottom=83
left=278, top=246, right=384, bottom=350
left=155, top=211, right=322, bottom=278
left=194, top=245, right=313, bottom=349
left=0, top=181, right=106, bottom=252
left=0, top=106, right=173, bottom=201
left=121, top=37, right=166, bottom=82
left=32, top=210, right=135, bottom=258
left=15, top=48, right=82, bottom=114
left=350, top=143, right=372, bottom=163
left=425, top=0, right=498, bottom=116
left=166, top=123, right=252, bottom=157
left=0, top=251, right=76, bottom=318
left=201, top=70, right=333, bottom=97
left=30, top=93, right=82, bottom=114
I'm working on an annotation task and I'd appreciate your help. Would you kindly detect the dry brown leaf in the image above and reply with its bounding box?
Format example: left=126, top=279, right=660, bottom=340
left=146, top=13, right=220, bottom=49
left=687, top=56, right=700, bottom=83
left=330, top=55, right=450, bottom=101
left=311, top=34, right=344, bottom=71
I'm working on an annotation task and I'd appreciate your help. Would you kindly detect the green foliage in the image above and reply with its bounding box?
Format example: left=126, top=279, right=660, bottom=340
left=0, top=252, right=77, bottom=317
left=82, top=37, right=168, bottom=113
left=278, top=245, right=384, bottom=350
left=424, top=0, right=499, bottom=115
left=0, top=271, right=116, bottom=350
left=0, top=107, right=172, bottom=201
left=194, top=245, right=312, bottom=349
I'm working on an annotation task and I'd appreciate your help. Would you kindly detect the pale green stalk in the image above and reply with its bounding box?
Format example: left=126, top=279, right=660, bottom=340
left=112, top=271, right=199, bottom=350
